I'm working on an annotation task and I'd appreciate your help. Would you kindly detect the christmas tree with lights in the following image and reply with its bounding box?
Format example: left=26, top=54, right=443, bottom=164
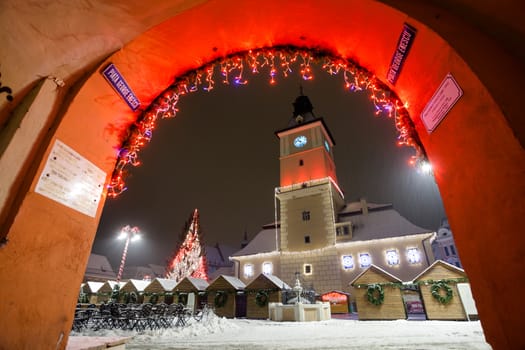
left=165, top=209, right=208, bottom=282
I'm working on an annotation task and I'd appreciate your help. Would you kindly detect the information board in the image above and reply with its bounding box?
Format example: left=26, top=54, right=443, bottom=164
left=421, top=73, right=463, bottom=133
left=35, top=140, right=107, bottom=217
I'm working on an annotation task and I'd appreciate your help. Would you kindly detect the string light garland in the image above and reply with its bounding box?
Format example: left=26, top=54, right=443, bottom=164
left=107, top=46, right=428, bottom=198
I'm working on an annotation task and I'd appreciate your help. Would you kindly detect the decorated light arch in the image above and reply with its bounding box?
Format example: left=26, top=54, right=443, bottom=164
left=107, top=46, right=429, bottom=198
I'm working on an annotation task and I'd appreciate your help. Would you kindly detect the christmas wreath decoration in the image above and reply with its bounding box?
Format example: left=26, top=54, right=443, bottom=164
left=255, top=290, right=269, bottom=307
left=129, top=291, right=138, bottom=304
left=149, top=293, right=159, bottom=304
left=214, top=291, right=228, bottom=308
left=366, top=284, right=385, bottom=305
left=431, top=282, right=453, bottom=304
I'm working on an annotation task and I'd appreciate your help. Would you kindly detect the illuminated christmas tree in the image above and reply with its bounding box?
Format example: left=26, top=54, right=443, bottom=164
left=165, top=209, right=208, bottom=282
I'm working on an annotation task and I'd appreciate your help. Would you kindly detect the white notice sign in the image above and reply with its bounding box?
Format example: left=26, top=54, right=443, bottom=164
left=421, top=73, right=463, bottom=133
left=35, top=139, right=107, bottom=217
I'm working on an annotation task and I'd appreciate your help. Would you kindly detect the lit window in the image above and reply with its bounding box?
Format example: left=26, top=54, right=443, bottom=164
left=407, top=248, right=421, bottom=264
left=262, top=262, right=273, bottom=275
left=359, top=253, right=371, bottom=268
left=302, top=211, right=310, bottom=221
left=342, top=255, right=354, bottom=269
left=304, top=264, right=313, bottom=275
left=386, top=249, right=400, bottom=266
left=243, top=264, right=254, bottom=278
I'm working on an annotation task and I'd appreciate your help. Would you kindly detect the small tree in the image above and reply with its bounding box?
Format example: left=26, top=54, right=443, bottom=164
left=166, top=209, right=209, bottom=283
left=110, top=284, right=120, bottom=303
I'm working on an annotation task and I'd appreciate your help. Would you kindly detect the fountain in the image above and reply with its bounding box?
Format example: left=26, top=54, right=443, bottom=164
left=268, top=272, right=331, bottom=322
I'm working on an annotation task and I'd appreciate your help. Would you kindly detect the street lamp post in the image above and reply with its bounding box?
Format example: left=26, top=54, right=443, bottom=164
left=116, top=225, right=140, bottom=282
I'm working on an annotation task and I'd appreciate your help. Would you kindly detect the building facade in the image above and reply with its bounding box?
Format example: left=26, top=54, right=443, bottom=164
left=230, top=92, right=436, bottom=297
left=431, top=219, right=462, bottom=268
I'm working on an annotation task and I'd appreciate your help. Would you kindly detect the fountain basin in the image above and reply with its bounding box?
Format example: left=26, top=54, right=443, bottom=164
left=268, top=302, right=331, bottom=322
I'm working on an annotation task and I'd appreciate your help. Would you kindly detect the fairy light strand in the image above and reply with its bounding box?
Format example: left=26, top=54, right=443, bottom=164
left=107, top=46, right=427, bottom=198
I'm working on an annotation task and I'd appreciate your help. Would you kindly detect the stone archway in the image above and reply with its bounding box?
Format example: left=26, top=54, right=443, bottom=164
left=0, top=1, right=523, bottom=349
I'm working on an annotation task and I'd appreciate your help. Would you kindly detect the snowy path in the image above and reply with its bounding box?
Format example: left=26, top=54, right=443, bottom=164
left=71, top=314, right=492, bottom=350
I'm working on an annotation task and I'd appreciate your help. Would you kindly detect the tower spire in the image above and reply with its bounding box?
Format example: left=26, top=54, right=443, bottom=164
left=289, top=86, right=315, bottom=126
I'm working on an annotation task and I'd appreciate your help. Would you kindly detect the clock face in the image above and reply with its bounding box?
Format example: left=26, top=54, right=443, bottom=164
left=293, top=135, right=308, bottom=148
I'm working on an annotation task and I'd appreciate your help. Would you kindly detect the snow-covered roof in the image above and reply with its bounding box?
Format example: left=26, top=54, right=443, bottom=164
left=206, top=244, right=236, bottom=266
left=349, top=264, right=403, bottom=286
left=220, top=275, right=246, bottom=290
left=103, top=280, right=125, bottom=290
left=339, top=201, right=392, bottom=214
left=84, top=253, right=116, bottom=279
left=208, top=266, right=235, bottom=281
left=126, top=279, right=150, bottom=292
left=231, top=228, right=279, bottom=257
left=411, top=259, right=466, bottom=282
left=148, top=264, right=166, bottom=277
left=154, top=278, right=178, bottom=291
left=339, top=203, right=432, bottom=241
left=86, top=281, right=104, bottom=293
left=232, top=202, right=432, bottom=259
left=123, top=266, right=156, bottom=280
left=264, top=274, right=291, bottom=289
left=187, top=277, right=210, bottom=291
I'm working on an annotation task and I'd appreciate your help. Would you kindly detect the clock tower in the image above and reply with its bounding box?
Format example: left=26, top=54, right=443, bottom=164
left=275, top=90, right=344, bottom=253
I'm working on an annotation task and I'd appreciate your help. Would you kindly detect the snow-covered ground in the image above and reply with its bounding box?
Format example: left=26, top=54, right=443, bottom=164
left=70, top=313, right=492, bottom=350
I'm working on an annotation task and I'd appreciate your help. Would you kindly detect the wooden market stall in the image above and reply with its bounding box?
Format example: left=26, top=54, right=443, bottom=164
left=350, top=264, right=405, bottom=320
left=320, top=290, right=351, bottom=314
left=173, top=276, right=209, bottom=312
left=96, top=280, right=121, bottom=303
left=119, top=279, right=151, bottom=304
left=245, top=274, right=290, bottom=319
left=412, top=260, right=468, bottom=320
left=206, top=275, right=246, bottom=318
left=84, top=281, right=104, bottom=304
left=143, top=278, right=177, bottom=304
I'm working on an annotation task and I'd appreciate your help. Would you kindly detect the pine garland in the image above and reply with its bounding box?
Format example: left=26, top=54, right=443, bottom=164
left=354, top=282, right=403, bottom=289
left=415, top=277, right=468, bottom=286
left=354, top=277, right=468, bottom=290
left=245, top=288, right=280, bottom=294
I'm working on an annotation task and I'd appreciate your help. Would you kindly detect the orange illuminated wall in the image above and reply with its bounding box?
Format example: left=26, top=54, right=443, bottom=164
left=0, top=1, right=523, bottom=349
left=277, top=119, right=338, bottom=187
left=279, top=148, right=337, bottom=187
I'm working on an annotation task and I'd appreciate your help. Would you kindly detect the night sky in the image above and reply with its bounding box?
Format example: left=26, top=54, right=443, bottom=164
left=91, top=64, right=446, bottom=270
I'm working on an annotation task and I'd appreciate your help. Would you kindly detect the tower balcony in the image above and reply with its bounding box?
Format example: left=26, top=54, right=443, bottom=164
left=275, top=177, right=344, bottom=200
